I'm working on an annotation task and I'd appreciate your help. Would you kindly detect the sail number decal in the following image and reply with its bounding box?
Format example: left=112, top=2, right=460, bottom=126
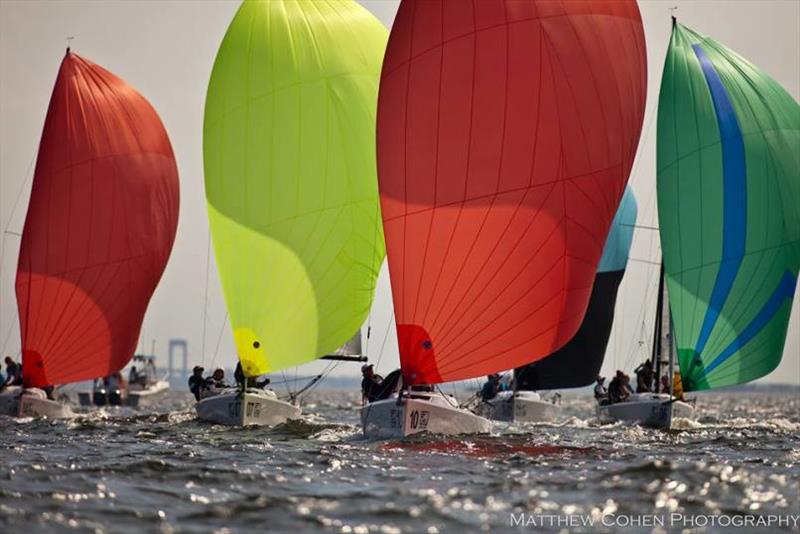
left=246, top=401, right=261, bottom=418
left=228, top=400, right=262, bottom=420
left=408, top=409, right=430, bottom=431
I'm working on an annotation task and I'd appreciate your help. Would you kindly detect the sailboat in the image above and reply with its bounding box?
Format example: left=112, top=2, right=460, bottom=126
left=600, top=18, right=799, bottom=428
left=1, top=50, right=179, bottom=418
left=597, top=263, right=696, bottom=427
left=364, top=0, right=647, bottom=438
left=483, top=186, right=638, bottom=423
left=198, top=0, right=387, bottom=426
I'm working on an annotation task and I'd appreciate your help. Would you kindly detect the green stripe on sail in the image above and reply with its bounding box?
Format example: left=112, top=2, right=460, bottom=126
left=203, top=0, right=388, bottom=375
left=657, top=23, right=800, bottom=391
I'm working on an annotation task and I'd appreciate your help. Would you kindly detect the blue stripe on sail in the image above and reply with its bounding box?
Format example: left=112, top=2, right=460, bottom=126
left=597, top=186, right=637, bottom=273
left=691, top=44, right=747, bottom=356
left=704, top=271, right=797, bottom=373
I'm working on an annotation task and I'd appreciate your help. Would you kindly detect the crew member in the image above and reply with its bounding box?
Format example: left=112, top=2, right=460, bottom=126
left=361, top=364, right=383, bottom=403
left=188, top=366, right=206, bottom=401
left=480, top=374, right=500, bottom=402
left=594, top=376, right=608, bottom=405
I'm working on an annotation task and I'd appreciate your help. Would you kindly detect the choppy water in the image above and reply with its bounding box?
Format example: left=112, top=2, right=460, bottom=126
left=1, top=391, right=798, bottom=533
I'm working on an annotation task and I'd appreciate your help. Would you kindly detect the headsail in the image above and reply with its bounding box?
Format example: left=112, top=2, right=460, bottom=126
left=16, top=52, right=179, bottom=388
left=515, top=186, right=637, bottom=390
left=203, top=0, right=388, bottom=376
left=377, top=0, right=647, bottom=385
left=657, top=21, right=800, bottom=391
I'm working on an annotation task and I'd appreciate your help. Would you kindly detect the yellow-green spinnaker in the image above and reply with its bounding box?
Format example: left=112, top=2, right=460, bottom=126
left=203, top=0, right=388, bottom=376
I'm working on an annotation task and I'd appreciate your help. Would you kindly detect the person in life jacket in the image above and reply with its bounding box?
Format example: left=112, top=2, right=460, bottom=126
left=234, top=361, right=271, bottom=390
left=3, top=357, right=22, bottom=387
left=594, top=376, right=609, bottom=405
left=188, top=366, right=207, bottom=401
left=480, top=374, right=501, bottom=402
left=360, top=364, right=383, bottom=403
left=634, top=360, right=654, bottom=392
left=608, top=370, right=631, bottom=403
left=208, top=368, right=228, bottom=390
left=672, top=371, right=685, bottom=401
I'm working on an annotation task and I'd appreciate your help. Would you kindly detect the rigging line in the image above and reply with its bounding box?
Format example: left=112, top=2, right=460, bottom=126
left=300, top=360, right=340, bottom=399
left=0, top=149, right=37, bottom=339
left=2, top=150, right=37, bottom=233
left=200, top=230, right=212, bottom=366
left=626, top=81, right=659, bottom=191
left=208, top=311, right=228, bottom=370
left=374, top=310, right=394, bottom=370
left=621, top=223, right=659, bottom=231
left=364, top=185, right=383, bottom=360
left=629, top=257, right=662, bottom=266
left=281, top=369, right=291, bottom=397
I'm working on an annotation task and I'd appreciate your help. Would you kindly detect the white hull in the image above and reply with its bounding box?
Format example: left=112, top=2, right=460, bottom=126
left=195, top=388, right=301, bottom=426
left=17, top=389, right=74, bottom=419
left=479, top=391, right=561, bottom=423
left=597, top=393, right=694, bottom=429
left=361, top=391, right=492, bottom=439
left=127, top=380, right=170, bottom=408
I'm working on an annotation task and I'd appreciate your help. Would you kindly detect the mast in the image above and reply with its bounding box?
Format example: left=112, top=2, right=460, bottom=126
left=650, top=263, right=665, bottom=391
left=668, top=313, right=675, bottom=399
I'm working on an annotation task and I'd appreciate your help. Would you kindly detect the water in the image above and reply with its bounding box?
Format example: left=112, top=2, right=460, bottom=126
left=1, top=391, right=798, bottom=533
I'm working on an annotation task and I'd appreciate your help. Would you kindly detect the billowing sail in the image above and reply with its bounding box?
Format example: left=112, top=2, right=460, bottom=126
left=377, top=0, right=647, bottom=385
left=657, top=22, right=800, bottom=391
left=515, top=186, right=637, bottom=390
left=203, top=0, right=387, bottom=376
left=16, top=52, right=179, bottom=388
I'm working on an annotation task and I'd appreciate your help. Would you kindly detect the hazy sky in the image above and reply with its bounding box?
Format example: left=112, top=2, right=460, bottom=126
left=1, top=0, right=798, bottom=386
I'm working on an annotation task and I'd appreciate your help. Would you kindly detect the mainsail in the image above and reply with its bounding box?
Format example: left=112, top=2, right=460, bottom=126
left=16, top=52, right=179, bottom=388
left=657, top=21, right=800, bottom=391
left=515, top=186, right=637, bottom=390
left=332, top=331, right=363, bottom=358
left=377, top=0, right=647, bottom=385
left=203, top=0, right=388, bottom=376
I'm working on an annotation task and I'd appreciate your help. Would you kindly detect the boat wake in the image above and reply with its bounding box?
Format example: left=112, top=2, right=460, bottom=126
left=379, top=435, right=596, bottom=460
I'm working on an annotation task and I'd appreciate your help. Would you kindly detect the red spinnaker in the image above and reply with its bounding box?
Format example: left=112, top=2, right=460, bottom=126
left=377, top=0, right=646, bottom=385
left=15, top=52, right=179, bottom=388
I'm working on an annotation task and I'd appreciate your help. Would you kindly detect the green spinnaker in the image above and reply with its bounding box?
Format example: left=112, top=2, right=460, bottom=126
left=657, top=22, right=800, bottom=391
left=203, top=0, right=388, bottom=376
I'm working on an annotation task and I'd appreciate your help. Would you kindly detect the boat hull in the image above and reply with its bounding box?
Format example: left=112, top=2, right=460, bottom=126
left=127, top=380, right=169, bottom=408
left=480, top=391, right=561, bottom=423
left=195, top=389, right=301, bottom=426
left=361, top=392, right=492, bottom=439
left=17, top=389, right=73, bottom=419
left=597, top=393, right=694, bottom=429
left=0, top=386, right=22, bottom=416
